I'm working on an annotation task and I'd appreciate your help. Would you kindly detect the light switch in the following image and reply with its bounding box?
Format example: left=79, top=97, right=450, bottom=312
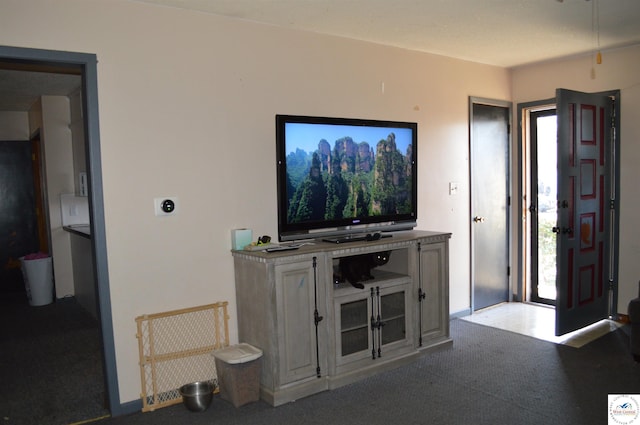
left=449, top=182, right=459, bottom=195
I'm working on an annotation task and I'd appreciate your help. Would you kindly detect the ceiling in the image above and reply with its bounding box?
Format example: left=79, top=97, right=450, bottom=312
left=0, top=69, right=81, bottom=112
left=2, top=0, right=639, bottom=112
left=135, top=0, right=640, bottom=67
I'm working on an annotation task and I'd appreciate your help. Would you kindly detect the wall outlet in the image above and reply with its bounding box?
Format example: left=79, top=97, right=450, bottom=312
left=154, top=197, right=178, bottom=216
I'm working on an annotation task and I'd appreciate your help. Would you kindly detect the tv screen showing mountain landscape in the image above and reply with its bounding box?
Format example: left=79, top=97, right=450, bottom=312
left=284, top=122, right=415, bottom=225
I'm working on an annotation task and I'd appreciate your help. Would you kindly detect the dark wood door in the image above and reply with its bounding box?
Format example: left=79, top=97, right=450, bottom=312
left=0, top=141, right=39, bottom=292
left=555, top=89, right=613, bottom=336
left=31, top=135, right=48, bottom=254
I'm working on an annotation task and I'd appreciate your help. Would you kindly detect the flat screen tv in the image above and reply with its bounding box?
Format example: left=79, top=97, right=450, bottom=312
left=276, top=114, right=418, bottom=242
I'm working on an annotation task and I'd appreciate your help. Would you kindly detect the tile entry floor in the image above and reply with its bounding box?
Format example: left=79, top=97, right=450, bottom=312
left=461, top=302, right=623, bottom=348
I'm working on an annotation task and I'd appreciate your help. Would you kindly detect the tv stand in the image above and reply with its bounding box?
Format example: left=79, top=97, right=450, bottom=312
left=322, top=232, right=391, bottom=244
left=232, top=230, right=451, bottom=406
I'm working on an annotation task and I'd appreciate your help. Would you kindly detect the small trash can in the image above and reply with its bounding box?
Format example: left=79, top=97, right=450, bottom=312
left=19, top=254, right=54, bottom=307
left=212, top=343, right=263, bottom=407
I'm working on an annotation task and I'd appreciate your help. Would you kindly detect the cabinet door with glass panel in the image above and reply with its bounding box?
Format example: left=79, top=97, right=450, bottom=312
left=333, top=278, right=413, bottom=374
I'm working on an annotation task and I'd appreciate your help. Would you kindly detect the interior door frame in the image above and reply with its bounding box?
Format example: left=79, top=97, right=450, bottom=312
left=605, top=89, right=621, bottom=318
left=528, top=107, right=557, bottom=305
left=0, top=45, right=121, bottom=415
left=30, top=131, right=50, bottom=254
left=593, top=89, right=620, bottom=319
left=516, top=98, right=555, bottom=303
left=469, top=96, right=512, bottom=312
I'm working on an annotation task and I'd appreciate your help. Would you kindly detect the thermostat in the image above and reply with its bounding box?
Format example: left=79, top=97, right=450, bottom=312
left=154, top=197, right=178, bottom=216
left=161, top=199, right=175, bottom=213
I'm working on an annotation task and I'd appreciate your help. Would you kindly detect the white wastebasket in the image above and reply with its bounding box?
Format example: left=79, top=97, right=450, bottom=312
left=20, top=256, right=54, bottom=306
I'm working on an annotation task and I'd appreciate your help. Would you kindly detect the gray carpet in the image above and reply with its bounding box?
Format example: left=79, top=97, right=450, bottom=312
left=96, top=318, right=639, bottom=425
left=0, top=293, right=108, bottom=425
left=2, top=292, right=638, bottom=425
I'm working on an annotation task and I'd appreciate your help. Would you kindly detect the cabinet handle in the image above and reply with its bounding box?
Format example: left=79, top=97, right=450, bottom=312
left=418, top=244, right=424, bottom=347
left=376, top=286, right=383, bottom=359
left=312, top=256, right=322, bottom=378
left=370, top=287, right=377, bottom=359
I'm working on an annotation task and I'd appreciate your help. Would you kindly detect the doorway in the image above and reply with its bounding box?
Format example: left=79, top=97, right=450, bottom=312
left=0, top=46, right=119, bottom=416
left=519, top=89, right=620, bottom=336
left=469, top=97, right=511, bottom=311
left=529, top=108, right=557, bottom=306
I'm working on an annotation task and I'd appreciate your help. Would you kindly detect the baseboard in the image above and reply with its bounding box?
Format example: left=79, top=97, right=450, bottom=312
left=450, top=308, right=471, bottom=319
left=327, top=351, right=420, bottom=390
left=112, top=399, right=143, bottom=417
left=261, top=376, right=329, bottom=407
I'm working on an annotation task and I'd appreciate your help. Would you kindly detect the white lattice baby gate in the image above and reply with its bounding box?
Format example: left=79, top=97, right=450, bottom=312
left=135, top=301, right=230, bottom=412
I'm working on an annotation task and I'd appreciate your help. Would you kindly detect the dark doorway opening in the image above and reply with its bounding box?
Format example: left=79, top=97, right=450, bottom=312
left=0, top=45, right=120, bottom=418
left=0, top=141, right=39, bottom=292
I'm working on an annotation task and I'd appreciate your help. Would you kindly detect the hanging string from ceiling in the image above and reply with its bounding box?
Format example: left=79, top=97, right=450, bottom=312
left=557, top=0, right=602, bottom=78
left=588, top=0, right=602, bottom=79
left=593, top=0, right=602, bottom=65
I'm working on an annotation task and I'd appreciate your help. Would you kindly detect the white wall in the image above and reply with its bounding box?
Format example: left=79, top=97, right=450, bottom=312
left=0, top=0, right=511, bottom=404
left=69, top=88, right=87, bottom=193
left=38, top=96, right=75, bottom=297
left=512, top=45, right=640, bottom=314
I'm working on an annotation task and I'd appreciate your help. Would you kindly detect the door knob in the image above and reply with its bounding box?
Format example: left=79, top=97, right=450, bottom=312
left=552, top=226, right=572, bottom=234
left=473, top=216, right=486, bottom=223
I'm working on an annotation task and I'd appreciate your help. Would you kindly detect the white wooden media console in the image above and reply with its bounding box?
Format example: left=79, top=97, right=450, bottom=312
left=232, top=230, right=451, bottom=406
